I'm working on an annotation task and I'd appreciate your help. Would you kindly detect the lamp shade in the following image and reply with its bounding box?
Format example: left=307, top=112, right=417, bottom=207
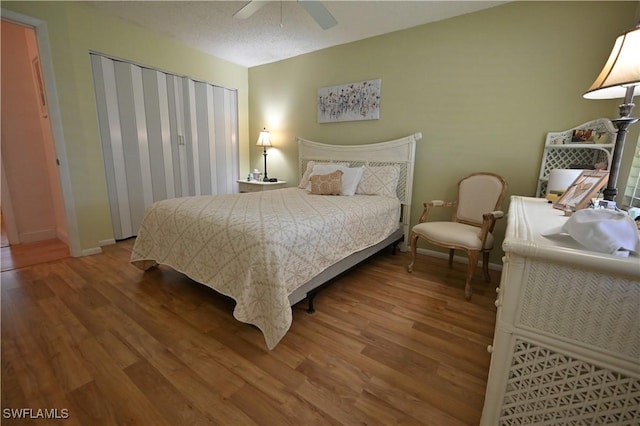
left=584, top=26, right=640, bottom=100
left=256, top=128, right=272, bottom=147
left=546, top=169, right=585, bottom=195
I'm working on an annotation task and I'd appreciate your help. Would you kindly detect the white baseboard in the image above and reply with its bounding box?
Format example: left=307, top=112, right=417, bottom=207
left=19, top=229, right=57, bottom=244
left=81, top=247, right=103, bottom=256
left=417, top=248, right=503, bottom=272
left=79, top=239, right=115, bottom=257
left=56, top=228, right=69, bottom=245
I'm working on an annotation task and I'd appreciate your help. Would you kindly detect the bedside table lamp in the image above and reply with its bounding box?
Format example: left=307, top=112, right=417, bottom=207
left=256, top=128, right=272, bottom=182
left=584, top=24, right=640, bottom=204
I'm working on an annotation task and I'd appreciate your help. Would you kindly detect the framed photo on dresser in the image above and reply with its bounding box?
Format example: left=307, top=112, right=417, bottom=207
left=553, top=170, right=609, bottom=211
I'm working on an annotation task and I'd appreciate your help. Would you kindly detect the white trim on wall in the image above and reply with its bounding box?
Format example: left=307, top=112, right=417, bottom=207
left=1, top=8, right=82, bottom=257
left=19, top=229, right=58, bottom=244
left=417, top=248, right=503, bottom=272
left=0, top=156, right=20, bottom=245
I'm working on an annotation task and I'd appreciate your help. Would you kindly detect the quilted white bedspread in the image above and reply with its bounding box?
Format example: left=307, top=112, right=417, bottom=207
left=130, top=187, right=401, bottom=349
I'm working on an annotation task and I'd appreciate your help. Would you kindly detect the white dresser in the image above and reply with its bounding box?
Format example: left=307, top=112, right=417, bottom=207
left=481, top=196, right=640, bottom=425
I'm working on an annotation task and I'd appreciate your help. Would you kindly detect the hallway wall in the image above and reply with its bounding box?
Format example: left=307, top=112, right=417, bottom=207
left=1, top=20, right=60, bottom=243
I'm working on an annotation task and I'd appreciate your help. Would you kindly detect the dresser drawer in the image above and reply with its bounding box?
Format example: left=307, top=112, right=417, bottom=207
left=514, top=257, right=640, bottom=361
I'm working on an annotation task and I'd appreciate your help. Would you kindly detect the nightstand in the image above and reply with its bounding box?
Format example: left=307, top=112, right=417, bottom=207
left=237, top=180, right=287, bottom=193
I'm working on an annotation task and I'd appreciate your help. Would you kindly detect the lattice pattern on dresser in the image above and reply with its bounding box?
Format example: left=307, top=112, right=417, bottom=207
left=499, top=339, right=640, bottom=426
left=517, top=260, right=640, bottom=360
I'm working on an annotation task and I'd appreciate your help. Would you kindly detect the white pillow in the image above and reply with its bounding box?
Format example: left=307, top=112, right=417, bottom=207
left=356, top=165, right=400, bottom=198
left=308, top=164, right=364, bottom=196
left=298, top=161, right=317, bottom=189
left=340, top=166, right=364, bottom=196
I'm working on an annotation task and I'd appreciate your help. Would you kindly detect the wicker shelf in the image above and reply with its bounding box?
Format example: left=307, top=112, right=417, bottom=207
left=536, top=119, right=617, bottom=197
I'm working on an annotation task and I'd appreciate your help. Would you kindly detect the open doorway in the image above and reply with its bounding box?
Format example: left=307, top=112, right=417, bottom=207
left=1, top=19, right=70, bottom=270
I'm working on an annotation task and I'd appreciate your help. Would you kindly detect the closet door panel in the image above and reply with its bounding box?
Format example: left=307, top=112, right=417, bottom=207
left=113, top=61, right=147, bottom=238
left=184, top=78, right=200, bottom=196
left=217, top=86, right=239, bottom=194
left=91, top=55, right=128, bottom=240
left=193, top=81, right=213, bottom=196
left=212, top=86, right=228, bottom=194
left=131, top=66, right=154, bottom=208
left=156, top=71, right=175, bottom=199
left=140, top=67, right=168, bottom=202
left=91, top=53, right=239, bottom=240
left=205, top=84, right=218, bottom=194
left=165, top=75, right=186, bottom=198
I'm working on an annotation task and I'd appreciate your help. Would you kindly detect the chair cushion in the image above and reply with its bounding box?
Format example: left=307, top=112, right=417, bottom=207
left=412, top=222, right=494, bottom=250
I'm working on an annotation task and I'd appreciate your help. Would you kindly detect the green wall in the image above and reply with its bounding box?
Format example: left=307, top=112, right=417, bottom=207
left=2, top=1, right=249, bottom=253
left=3, top=1, right=639, bottom=261
left=249, top=1, right=640, bottom=262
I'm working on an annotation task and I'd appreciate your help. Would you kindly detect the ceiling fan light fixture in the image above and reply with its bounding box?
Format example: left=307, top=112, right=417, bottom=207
left=298, top=0, right=337, bottom=30
left=233, top=0, right=337, bottom=30
left=232, top=1, right=268, bottom=20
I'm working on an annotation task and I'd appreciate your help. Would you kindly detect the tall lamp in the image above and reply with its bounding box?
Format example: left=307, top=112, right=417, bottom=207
left=584, top=24, right=640, bottom=205
left=256, top=128, right=272, bottom=182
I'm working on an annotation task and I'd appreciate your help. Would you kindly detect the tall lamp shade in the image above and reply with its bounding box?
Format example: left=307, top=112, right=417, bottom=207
left=583, top=25, right=640, bottom=204
left=256, top=128, right=272, bottom=182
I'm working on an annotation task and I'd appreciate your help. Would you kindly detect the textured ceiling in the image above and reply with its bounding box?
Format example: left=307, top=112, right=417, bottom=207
left=88, top=1, right=508, bottom=67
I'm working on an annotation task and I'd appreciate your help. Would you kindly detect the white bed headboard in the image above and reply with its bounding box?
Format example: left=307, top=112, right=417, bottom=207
left=297, top=132, right=422, bottom=251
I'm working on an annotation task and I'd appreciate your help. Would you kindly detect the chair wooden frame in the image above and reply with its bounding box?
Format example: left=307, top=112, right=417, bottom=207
left=407, top=172, right=508, bottom=299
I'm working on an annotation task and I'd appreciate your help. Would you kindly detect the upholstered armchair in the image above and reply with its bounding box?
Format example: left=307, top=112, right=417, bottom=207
left=407, top=172, right=508, bottom=299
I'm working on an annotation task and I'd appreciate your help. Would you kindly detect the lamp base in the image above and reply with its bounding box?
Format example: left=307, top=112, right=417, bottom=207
left=602, top=187, right=618, bottom=202
left=262, top=149, right=269, bottom=183
left=602, top=115, right=639, bottom=201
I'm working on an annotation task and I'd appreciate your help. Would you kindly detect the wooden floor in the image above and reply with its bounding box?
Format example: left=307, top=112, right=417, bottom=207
left=1, top=238, right=70, bottom=272
left=0, top=219, right=70, bottom=272
left=1, top=239, right=499, bottom=425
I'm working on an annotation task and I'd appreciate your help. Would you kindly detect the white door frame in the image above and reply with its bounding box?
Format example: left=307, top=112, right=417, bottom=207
left=1, top=9, right=81, bottom=257
left=0, top=155, right=20, bottom=245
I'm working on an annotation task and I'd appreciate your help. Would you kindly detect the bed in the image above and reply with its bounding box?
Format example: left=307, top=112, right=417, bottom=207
left=130, top=132, right=421, bottom=349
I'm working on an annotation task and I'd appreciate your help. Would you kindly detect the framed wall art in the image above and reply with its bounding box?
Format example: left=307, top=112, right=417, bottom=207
left=317, top=79, right=381, bottom=123
left=553, top=170, right=609, bottom=211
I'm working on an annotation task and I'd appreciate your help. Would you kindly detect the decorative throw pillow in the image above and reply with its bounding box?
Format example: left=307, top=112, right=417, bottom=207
left=306, top=164, right=364, bottom=196
left=299, top=161, right=349, bottom=189
left=356, top=165, right=401, bottom=198
left=309, top=170, right=343, bottom=195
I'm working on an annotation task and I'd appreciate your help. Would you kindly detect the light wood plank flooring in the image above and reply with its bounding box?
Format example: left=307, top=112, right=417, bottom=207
left=0, top=217, right=70, bottom=271
left=1, top=239, right=498, bottom=425
left=1, top=238, right=70, bottom=272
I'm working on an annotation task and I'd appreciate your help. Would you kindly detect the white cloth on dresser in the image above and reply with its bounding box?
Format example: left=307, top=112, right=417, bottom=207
left=544, top=208, right=640, bottom=256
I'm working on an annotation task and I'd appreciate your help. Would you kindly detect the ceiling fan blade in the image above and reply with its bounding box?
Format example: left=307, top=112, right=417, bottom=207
left=233, top=1, right=269, bottom=20
left=298, top=0, right=337, bottom=30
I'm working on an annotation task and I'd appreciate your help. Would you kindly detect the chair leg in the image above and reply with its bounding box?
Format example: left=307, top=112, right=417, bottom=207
left=464, top=250, right=479, bottom=300
left=482, top=251, right=491, bottom=282
left=407, top=233, right=419, bottom=273
left=448, top=249, right=455, bottom=268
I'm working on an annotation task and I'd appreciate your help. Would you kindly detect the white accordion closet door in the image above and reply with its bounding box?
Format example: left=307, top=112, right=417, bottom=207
left=90, top=54, right=239, bottom=240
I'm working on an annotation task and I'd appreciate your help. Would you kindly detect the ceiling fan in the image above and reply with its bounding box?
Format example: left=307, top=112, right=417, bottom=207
left=233, top=0, right=338, bottom=30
